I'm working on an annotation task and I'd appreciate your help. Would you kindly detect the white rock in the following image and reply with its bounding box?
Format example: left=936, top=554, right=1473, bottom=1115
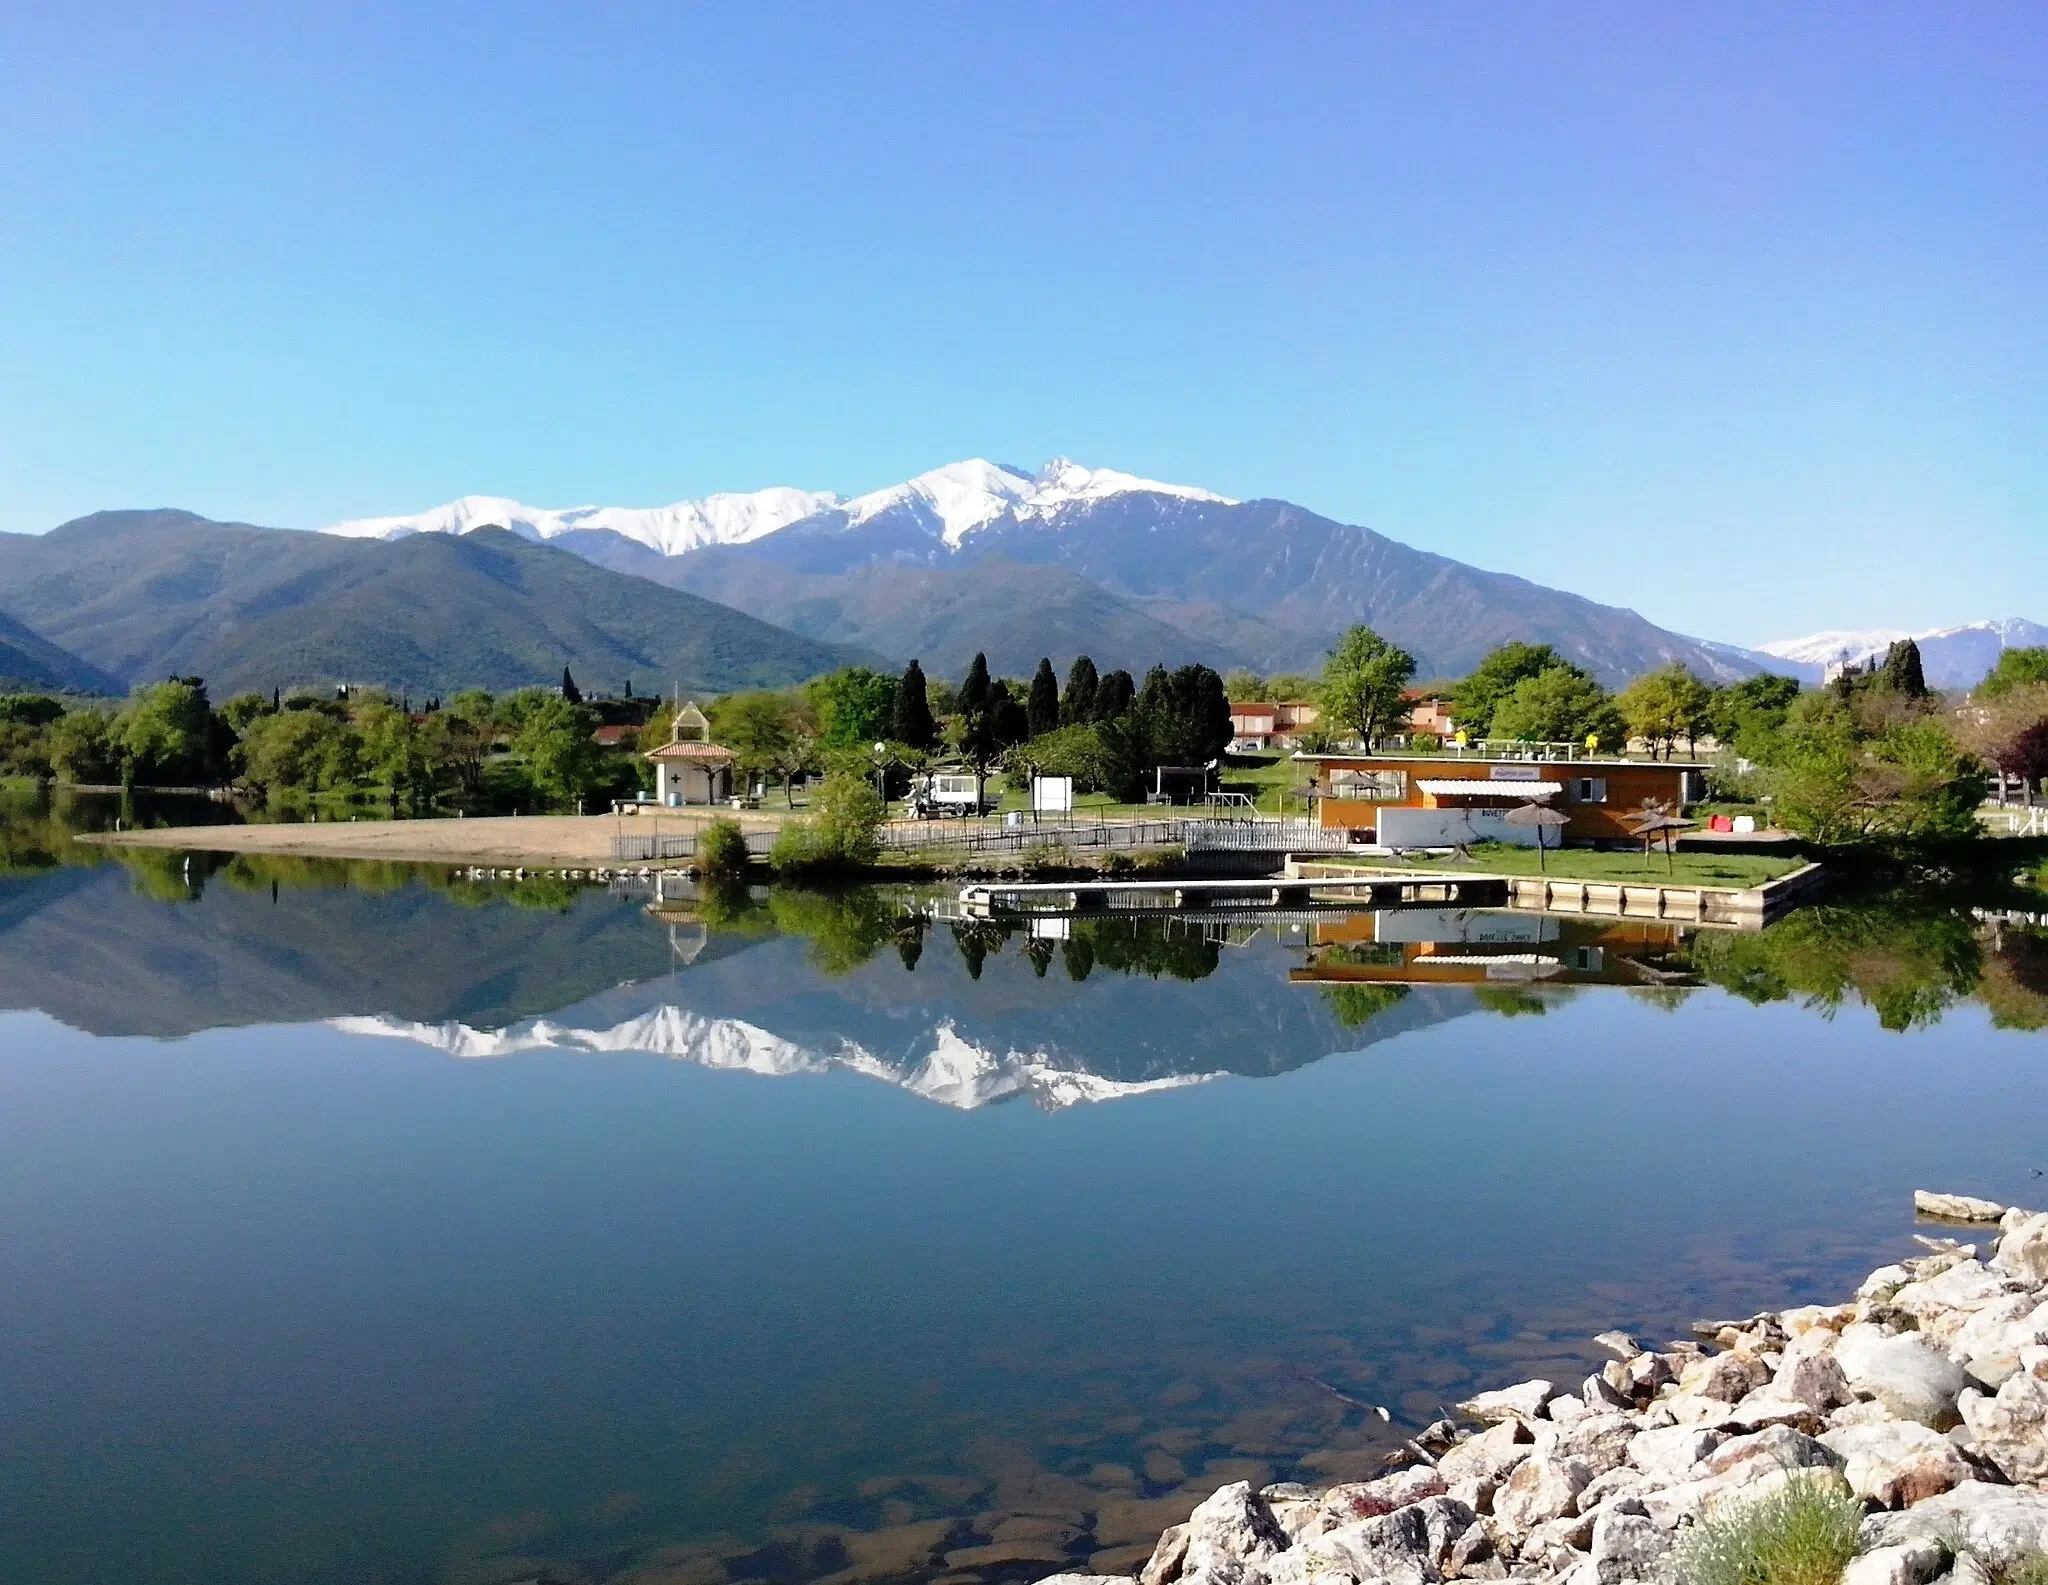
left=1139, top=1523, right=1188, bottom=1585
left=1492, top=1453, right=1592, bottom=1533
left=1839, top=1540, right=1946, bottom=1585
left=1859, top=1264, right=1916, bottom=1304
left=1546, top=1392, right=1589, bottom=1424
left=1726, top=1390, right=1830, bottom=1432
left=1542, top=1413, right=1636, bottom=1478
left=1301, top=1496, right=1475, bottom=1585
left=1782, top=1303, right=1857, bottom=1339
left=1955, top=1356, right=2048, bottom=1486
left=1771, top=1338, right=1854, bottom=1411
left=1916, top=1191, right=2010, bottom=1223
left=1891, top=1262, right=2022, bottom=1343
left=1819, top=1420, right=1975, bottom=1507
left=1456, top=1380, right=1557, bottom=1424
left=1992, top=1209, right=2048, bottom=1286
left=1675, top=1350, right=1769, bottom=1403
left=1177, top=1483, right=1288, bottom=1582
left=1625, top=1424, right=1724, bottom=1484
left=1298, top=1467, right=1447, bottom=1539
left=1582, top=1372, right=1633, bottom=1413
left=1862, top=1482, right=2048, bottom=1569
left=1574, top=1504, right=1668, bottom=1585
left=1829, top=1398, right=1903, bottom=1428
left=1701, top=1425, right=1840, bottom=1478
left=1436, top=1420, right=1533, bottom=1488
left=1043, top=1577, right=1134, bottom=1585
left=1593, top=1331, right=1643, bottom=1361
left=1834, top=1324, right=1969, bottom=1428
left=1948, top=1295, right=2048, bottom=1389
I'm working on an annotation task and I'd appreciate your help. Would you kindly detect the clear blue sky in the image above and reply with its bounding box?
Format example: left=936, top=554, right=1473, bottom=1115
left=1, top=2, right=2041, bottom=644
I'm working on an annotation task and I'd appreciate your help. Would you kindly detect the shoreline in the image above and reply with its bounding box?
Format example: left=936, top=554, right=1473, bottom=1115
left=1056, top=1192, right=2048, bottom=1585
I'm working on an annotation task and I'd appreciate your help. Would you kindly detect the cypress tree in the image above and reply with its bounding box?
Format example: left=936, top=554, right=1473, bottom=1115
left=560, top=666, right=582, bottom=704
left=1881, top=639, right=1928, bottom=699
left=1094, top=668, right=1136, bottom=720
left=893, top=659, right=938, bottom=749
left=1062, top=655, right=1099, bottom=725
left=959, top=653, right=992, bottom=738
left=1028, top=658, right=1060, bottom=738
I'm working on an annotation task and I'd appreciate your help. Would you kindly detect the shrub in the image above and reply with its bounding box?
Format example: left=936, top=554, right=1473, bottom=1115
left=769, top=773, right=883, bottom=874
left=1669, top=1474, right=1863, bottom=1585
left=696, top=817, right=751, bottom=877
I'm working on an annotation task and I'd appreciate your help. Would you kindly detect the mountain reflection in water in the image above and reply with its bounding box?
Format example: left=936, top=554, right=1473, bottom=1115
left=4, top=800, right=2048, bottom=1585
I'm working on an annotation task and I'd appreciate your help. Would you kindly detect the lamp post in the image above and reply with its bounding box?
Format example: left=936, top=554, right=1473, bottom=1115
left=873, top=741, right=888, bottom=809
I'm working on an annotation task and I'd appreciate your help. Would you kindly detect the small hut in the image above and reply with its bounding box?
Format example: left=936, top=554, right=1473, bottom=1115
left=645, top=701, right=736, bottom=807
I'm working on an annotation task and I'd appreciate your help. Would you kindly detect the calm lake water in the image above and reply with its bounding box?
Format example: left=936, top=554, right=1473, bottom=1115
left=3, top=793, right=2046, bottom=1585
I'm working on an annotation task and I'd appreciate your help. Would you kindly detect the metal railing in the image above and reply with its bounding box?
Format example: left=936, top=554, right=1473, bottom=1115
left=609, top=829, right=779, bottom=861
left=877, top=817, right=1190, bottom=856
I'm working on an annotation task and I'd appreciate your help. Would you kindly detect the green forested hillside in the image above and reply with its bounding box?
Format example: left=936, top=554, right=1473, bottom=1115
left=0, top=608, right=122, bottom=694
left=0, top=511, right=875, bottom=696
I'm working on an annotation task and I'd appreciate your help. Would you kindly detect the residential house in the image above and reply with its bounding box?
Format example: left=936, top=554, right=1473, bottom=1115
left=1227, top=698, right=1320, bottom=752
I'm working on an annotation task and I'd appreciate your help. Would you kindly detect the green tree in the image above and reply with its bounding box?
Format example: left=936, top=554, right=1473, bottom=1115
left=892, top=659, right=938, bottom=750
left=237, top=708, right=351, bottom=794
left=1137, top=663, right=1233, bottom=766
left=219, top=692, right=273, bottom=733
left=1878, top=639, right=1929, bottom=700
left=1450, top=643, right=1573, bottom=740
left=560, top=666, right=582, bottom=705
left=1062, top=655, right=1100, bottom=725
left=1706, top=673, right=1801, bottom=754
left=113, top=680, right=213, bottom=785
left=0, top=695, right=65, bottom=728
left=1977, top=647, right=2048, bottom=699
left=1027, top=657, right=1060, bottom=738
left=1093, top=668, right=1135, bottom=721
left=1222, top=668, right=1269, bottom=702
left=1489, top=666, right=1626, bottom=748
left=808, top=666, right=898, bottom=749
left=1619, top=664, right=1713, bottom=759
left=711, top=691, right=796, bottom=795
left=513, top=695, right=604, bottom=810
left=1317, top=626, right=1416, bottom=748
left=47, top=709, right=117, bottom=784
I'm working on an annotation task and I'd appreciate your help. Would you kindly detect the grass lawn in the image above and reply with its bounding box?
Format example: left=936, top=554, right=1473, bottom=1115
left=1357, top=844, right=1803, bottom=888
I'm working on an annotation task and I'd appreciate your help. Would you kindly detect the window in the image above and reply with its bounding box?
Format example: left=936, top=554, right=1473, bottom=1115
left=1569, top=777, right=1607, bottom=803
left=1329, top=769, right=1408, bottom=801
left=1569, top=946, right=1604, bottom=972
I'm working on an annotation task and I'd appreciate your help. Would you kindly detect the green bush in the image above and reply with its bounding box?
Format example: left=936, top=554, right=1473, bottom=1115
left=697, top=816, right=751, bottom=877
left=769, top=773, right=883, bottom=874
left=1669, top=1474, right=1863, bottom=1585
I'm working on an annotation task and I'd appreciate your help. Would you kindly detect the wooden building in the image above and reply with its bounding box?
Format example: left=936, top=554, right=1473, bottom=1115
left=1302, top=751, right=1706, bottom=847
left=645, top=702, right=736, bottom=806
left=1290, top=910, right=1698, bottom=988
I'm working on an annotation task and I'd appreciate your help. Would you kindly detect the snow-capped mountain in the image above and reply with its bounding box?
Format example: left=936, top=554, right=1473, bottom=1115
left=326, top=486, right=842, bottom=558
left=326, top=458, right=1232, bottom=559
left=330, top=1006, right=1224, bottom=1112
left=1758, top=618, right=2047, bottom=689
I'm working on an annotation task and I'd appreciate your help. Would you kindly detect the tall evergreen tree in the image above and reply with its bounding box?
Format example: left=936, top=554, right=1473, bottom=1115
left=956, top=653, right=998, bottom=806
left=1094, top=668, right=1136, bottom=720
left=1027, top=658, right=1060, bottom=738
left=1881, top=639, right=1929, bottom=700
left=1062, top=656, right=1099, bottom=726
left=893, top=658, right=938, bottom=749
left=560, top=666, right=582, bottom=704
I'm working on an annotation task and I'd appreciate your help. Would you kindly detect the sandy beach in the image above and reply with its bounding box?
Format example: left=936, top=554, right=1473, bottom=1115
left=80, top=809, right=789, bottom=867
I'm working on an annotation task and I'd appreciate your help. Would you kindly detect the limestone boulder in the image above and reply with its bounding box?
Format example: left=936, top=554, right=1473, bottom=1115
left=1955, top=1354, right=2048, bottom=1486
left=1561, top=1503, right=1669, bottom=1585
left=1298, top=1467, right=1446, bottom=1540
left=1862, top=1482, right=2048, bottom=1570
left=1491, top=1453, right=1592, bottom=1535
left=1771, top=1337, right=1854, bottom=1411
left=1138, top=1524, right=1188, bottom=1585
left=1455, top=1380, right=1557, bottom=1424
left=1436, top=1420, right=1533, bottom=1488
left=1700, top=1425, right=1841, bottom=1480
left=1915, top=1191, right=2009, bottom=1223
left=1834, top=1325, right=1968, bottom=1428
left=1891, top=1262, right=2023, bottom=1344
left=1299, top=1496, right=1476, bottom=1585
left=1624, top=1424, right=1723, bottom=1484
left=1675, top=1349, right=1770, bottom=1404
left=1993, top=1209, right=2048, bottom=1287
left=1839, top=1540, right=1946, bottom=1585
left=1175, top=1482, right=1288, bottom=1583
left=1948, top=1296, right=2048, bottom=1389
left=1818, top=1421, right=1974, bottom=1507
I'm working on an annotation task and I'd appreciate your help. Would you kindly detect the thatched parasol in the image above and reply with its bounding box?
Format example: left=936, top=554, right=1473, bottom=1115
left=1623, top=808, right=1696, bottom=874
left=1503, top=802, right=1569, bottom=870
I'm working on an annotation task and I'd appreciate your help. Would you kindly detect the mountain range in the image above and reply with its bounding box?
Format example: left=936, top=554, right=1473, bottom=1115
left=0, top=509, right=872, bottom=698
left=9, top=457, right=2030, bottom=700
left=1756, top=619, right=2048, bottom=690
left=327, top=458, right=1771, bottom=684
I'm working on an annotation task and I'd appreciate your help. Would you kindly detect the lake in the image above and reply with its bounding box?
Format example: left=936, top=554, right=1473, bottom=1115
left=3, top=793, right=2046, bottom=1585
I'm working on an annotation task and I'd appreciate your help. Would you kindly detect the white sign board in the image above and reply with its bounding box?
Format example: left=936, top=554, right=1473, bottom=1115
left=1030, top=775, right=1075, bottom=814
left=1489, top=765, right=1545, bottom=781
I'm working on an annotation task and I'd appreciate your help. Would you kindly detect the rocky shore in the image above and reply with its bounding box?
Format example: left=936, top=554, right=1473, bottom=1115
left=1045, top=1194, right=2048, bottom=1585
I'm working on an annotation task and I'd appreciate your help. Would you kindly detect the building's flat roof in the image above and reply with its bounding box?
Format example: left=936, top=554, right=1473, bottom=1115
left=1295, top=751, right=1709, bottom=770
left=1415, top=778, right=1565, bottom=796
